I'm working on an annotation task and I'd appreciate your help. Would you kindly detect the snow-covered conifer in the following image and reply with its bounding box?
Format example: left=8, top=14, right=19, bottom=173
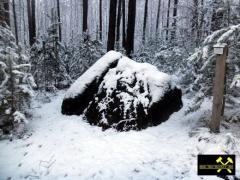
left=0, top=24, right=35, bottom=135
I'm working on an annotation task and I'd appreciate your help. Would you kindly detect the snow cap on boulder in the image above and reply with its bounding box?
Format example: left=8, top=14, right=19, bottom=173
left=65, top=51, right=122, bottom=99
left=62, top=51, right=122, bottom=115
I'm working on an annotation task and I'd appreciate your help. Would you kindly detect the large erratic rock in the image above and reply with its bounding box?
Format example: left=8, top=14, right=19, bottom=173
left=62, top=51, right=182, bottom=131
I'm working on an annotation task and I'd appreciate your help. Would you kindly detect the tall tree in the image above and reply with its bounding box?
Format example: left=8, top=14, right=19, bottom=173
left=107, top=0, right=117, bottom=51
left=56, top=0, right=62, bottom=42
left=51, top=8, right=60, bottom=88
left=27, top=0, right=31, bottom=42
left=226, top=0, right=230, bottom=26
left=82, top=0, right=88, bottom=39
left=211, top=0, right=224, bottom=31
left=70, top=0, right=73, bottom=38
left=116, top=0, right=122, bottom=45
left=99, top=0, right=103, bottom=41
left=192, top=0, right=199, bottom=42
left=12, top=0, right=19, bottom=44
left=0, top=25, right=35, bottom=133
left=31, top=0, right=36, bottom=40
left=126, top=0, right=136, bottom=56
left=122, top=0, right=126, bottom=48
left=0, top=0, right=10, bottom=26
left=166, top=0, right=171, bottom=41
left=198, top=0, right=204, bottom=45
left=156, top=0, right=161, bottom=36
left=171, top=0, right=178, bottom=41
left=27, top=0, right=36, bottom=46
left=142, top=0, right=148, bottom=44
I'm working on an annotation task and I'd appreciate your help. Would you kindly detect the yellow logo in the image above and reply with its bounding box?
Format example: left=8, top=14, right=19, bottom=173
left=198, top=155, right=235, bottom=175
left=216, top=156, right=234, bottom=173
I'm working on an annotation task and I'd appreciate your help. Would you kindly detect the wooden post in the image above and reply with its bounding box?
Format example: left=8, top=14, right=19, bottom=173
left=209, top=44, right=228, bottom=133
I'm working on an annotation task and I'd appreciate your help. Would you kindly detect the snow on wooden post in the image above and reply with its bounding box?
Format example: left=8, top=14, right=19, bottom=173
left=209, top=43, right=228, bottom=133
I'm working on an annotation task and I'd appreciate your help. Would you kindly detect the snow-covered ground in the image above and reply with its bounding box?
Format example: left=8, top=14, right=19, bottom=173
left=0, top=91, right=240, bottom=180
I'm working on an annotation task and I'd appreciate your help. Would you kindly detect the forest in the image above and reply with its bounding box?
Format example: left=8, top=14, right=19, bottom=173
left=0, top=0, right=240, bottom=179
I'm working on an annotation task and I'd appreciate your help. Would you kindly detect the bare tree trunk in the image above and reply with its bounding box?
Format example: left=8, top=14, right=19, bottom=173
left=74, top=0, right=78, bottom=34
left=166, top=0, right=171, bottom=41
left=126, top=0, right=136, bottom=57
left=211, top=0, right=224, bottom=31
left=27, top=0, right=36, bottom=46
left=142, top=0, right=148, bottom=44
left=156, top=0, right=161, bottom=36
left=56, top=0, right=62, bottom=42
left=116, top=0, right=122, bottom=44
left=226, top=0, right=230, bottom=26
left=122, top=0, right=126, bottom=48
left=0, top=0, right=10, bottom=26
left=22, top=0, right=27, bottom=46
left=107, top=0, right=117, bottom=51
left=99, top=0, right=102, bottom=41
left=70, top=0, right=73, bottom=38
left=198, top=0, right=204, bottom=44
left=82, top=0, right=88, bottom=39
left=12, top=0, right=19, bottom=45
left=27, top=0, right=31, bottom=44
left=192, top=0, right=199, bottom=47
left=171, top=0, right=178, bottom=41
left=31, top=0, right=36, bottom=42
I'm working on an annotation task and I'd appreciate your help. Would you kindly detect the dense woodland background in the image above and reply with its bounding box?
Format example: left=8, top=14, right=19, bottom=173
left=0, top=0, right=240, bottom=135
left=3, top=0, right=240, bottom=54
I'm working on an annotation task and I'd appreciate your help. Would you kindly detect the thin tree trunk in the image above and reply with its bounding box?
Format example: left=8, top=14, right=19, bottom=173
left=211, top=0, right=224, bottom=31
left=116, top=0, right=122, bottom=44
left=20, top=0, right=27, bottom=46
left=107, top=0, right=117, bottom=51
left=142, top=0, right=148, bottom=44
left=83, top=0, right=88, bottom=39
left=0, top=0, right=10, bottom=26
left=27, top=0, right=32, bottom=44
left=166, top=0, right=171, bottom=41
left=70, top=0, right=73, bottom=38
left=12, top=0, right=19, bottom=45
left=192, top=0, right=199, bottom=47
left=198, top=0, right=204, bottom=44
left=171, top=0, right=178, bottom=41
left=4, top=0, right=10, bottom=26
left=99, top=0, right=102, bottom=41
left=126, top=0, right=136, bottom=56
left=31, top=0, right=36, bottom=42
left=226, top=0, right=230, bottom=26
left=75, top=0, right=79, bottom=35
left=156, top=0, right=161, bottom=36
left=122, top=0, right=126, bottom=48
left=27, top=0, right=36, bottom=46
left=56, top=0, right=62, bottom=42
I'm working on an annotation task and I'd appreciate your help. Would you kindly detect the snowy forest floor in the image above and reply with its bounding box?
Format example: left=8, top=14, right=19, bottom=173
left=0, top=91, right=240, bottom=180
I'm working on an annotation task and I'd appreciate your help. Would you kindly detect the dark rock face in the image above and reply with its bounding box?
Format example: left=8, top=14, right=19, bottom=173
left=85, top=74, right=182, bottom=131
left=62, top=51, right=183, bottom=131
left=61, top=60, right=119, bottom=116
left=148, top=88, right=182, bottom=126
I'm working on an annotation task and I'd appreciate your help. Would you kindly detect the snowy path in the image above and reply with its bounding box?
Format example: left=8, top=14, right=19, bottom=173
left=0, top=92, right=239, bottom=180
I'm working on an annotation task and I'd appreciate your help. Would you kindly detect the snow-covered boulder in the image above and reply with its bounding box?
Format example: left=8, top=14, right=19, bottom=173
left=62, top=51, right=182, bottom=131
